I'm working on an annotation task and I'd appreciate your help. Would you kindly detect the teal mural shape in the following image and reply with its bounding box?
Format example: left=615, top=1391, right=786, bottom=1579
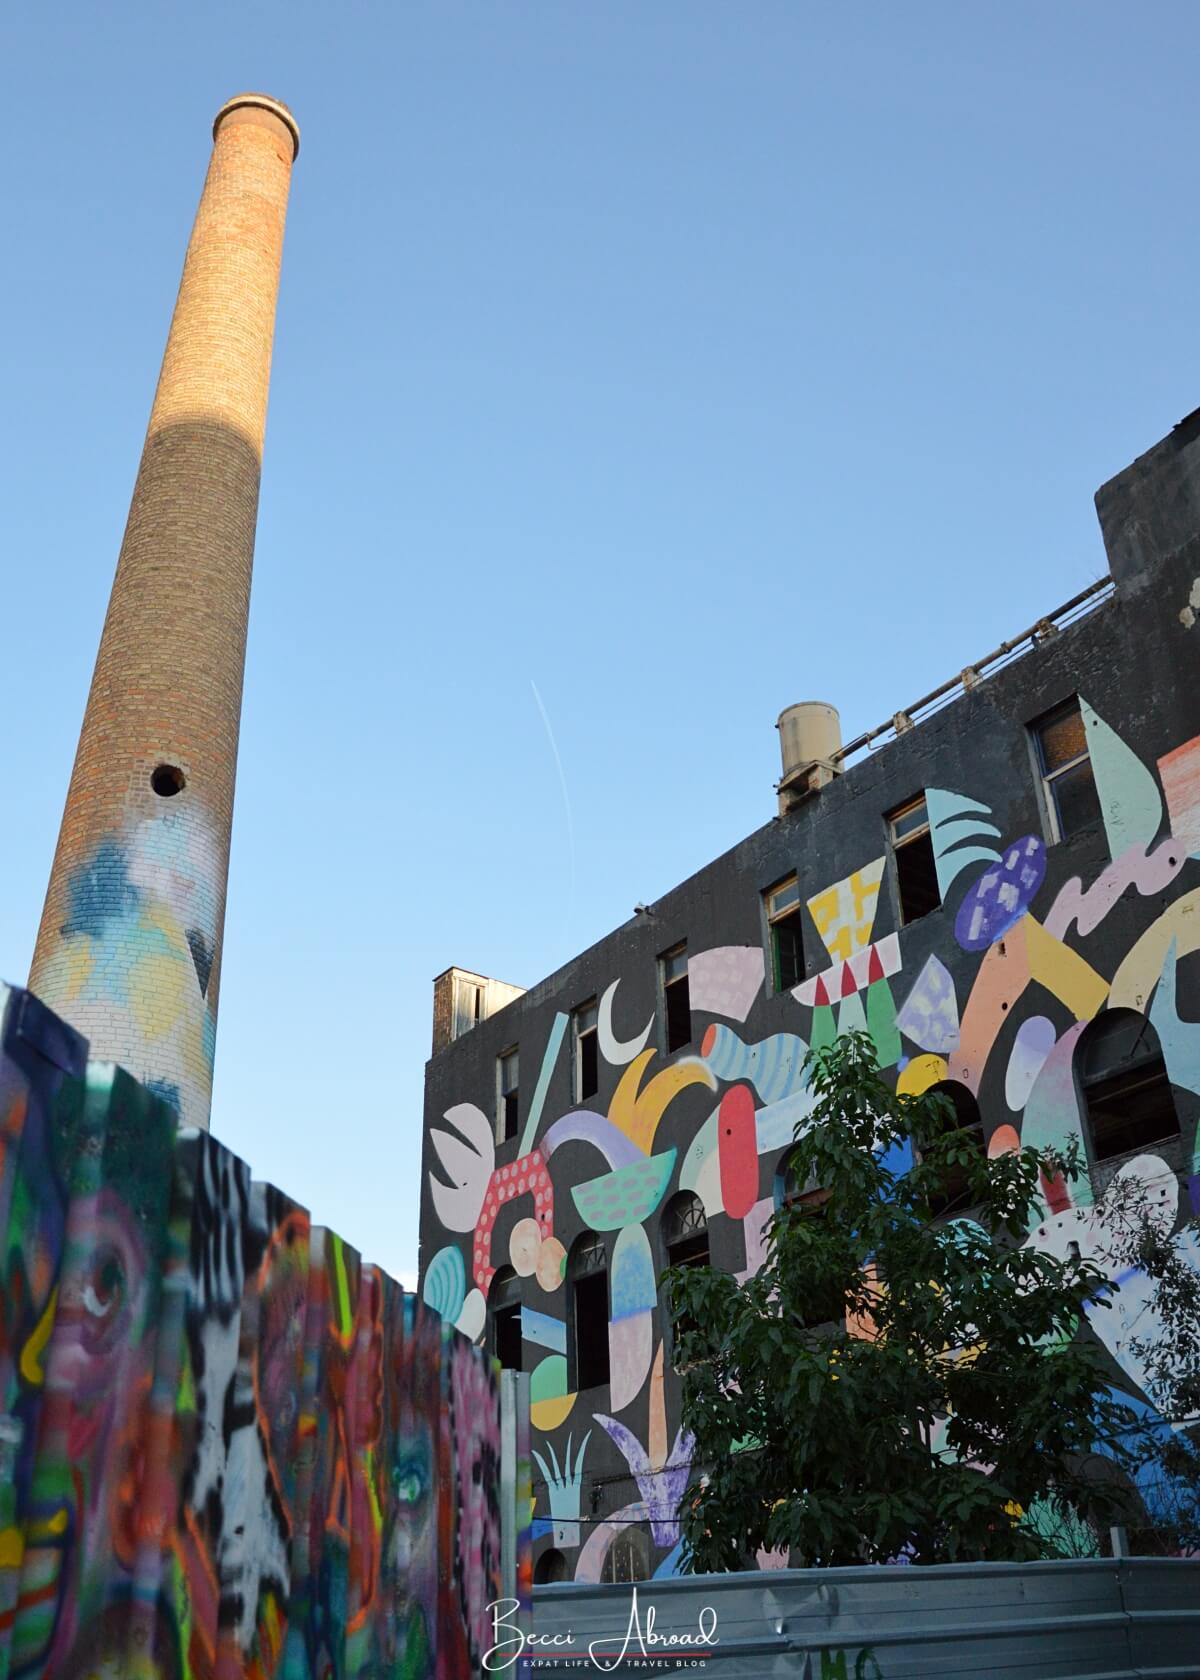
left=1080, top=697, right=1164, bottom=859
left=924, top=787, right=1002, bottom=899
left=1149, top=938, right=1200, bottom=1097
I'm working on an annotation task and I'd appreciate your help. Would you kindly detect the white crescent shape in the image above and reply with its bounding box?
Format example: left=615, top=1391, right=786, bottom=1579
left=598, top=978, right=654, bottom=1067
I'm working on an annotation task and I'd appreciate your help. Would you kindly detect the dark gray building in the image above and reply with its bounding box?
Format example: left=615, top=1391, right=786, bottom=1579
left=419, top=412, right=1200, bottom=1585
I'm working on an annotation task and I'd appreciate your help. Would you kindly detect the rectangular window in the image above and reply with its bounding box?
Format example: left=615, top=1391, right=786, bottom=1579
left=574, top=1001, right=599, bottom=1102
left=453, top=977, right=484, bottom=1040
left=765, top=875, right=805, bottom=991
left=888, top=796, right=941, bottom=925
left=493, top=1301, right=522, bottom=1371
left=660, top=943, right=691, bottom=1053
left=496, top=1047, right=519, bottom=1144
left=1033, top=698, right=1102, bottom=843
left=574, top=1270, right=610, bottom=1389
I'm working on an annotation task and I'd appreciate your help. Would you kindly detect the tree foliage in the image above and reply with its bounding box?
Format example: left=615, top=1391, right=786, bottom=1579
left=664, top=1033, right=1135, bottom=1570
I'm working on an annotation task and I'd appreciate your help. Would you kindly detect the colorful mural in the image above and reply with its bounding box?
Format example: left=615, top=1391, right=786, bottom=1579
left=422, top=681, right=1200, bottom=1579
left=0, top=983, right=509, bottom=1679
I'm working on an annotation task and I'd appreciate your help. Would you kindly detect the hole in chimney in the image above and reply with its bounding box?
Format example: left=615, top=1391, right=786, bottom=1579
left=151, top=764, right=186, bottom=799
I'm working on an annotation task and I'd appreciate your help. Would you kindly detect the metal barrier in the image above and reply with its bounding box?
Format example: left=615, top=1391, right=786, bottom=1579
left=523, top=1558, right=1200, bottom=1677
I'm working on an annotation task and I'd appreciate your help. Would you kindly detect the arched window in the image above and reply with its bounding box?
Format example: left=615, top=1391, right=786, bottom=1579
left=662, top=1191, right=709, bottom=1271
left=488, top=1266, right=522, bottom=1371
left=926, top=1081, right=985, bottom=1215
left=602, top=1523, right=650, bottom=1584
left=661, top=1191, right=709, bottom=1361
left=534, top=1547, right=568, bottom=1584
left=568, top=1231, right=609, bottom=1391
left=1076, top=1010, right=1180, bottom=1163
left=775, top=1143, right=828, bottom=1212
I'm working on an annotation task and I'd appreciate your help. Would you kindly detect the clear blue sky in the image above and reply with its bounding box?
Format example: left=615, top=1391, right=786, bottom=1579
left=2, top=3, right=1196, bottom=1284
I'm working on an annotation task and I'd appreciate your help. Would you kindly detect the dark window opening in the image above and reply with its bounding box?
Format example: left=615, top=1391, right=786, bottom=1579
left=575, top=1001, right=599, bottom=1101
left=1078, top=1010, right=1180, bottom=1162
left=765, top=876, right=805, bottom=991
left=498, top=1047, right=519, bottom=1144
left=662, top=944, right=691, bottom=1052
left=662, top=1191, right=709, bottom=1358
left=925, top=1081, right=986, bottom=1216
left=602, top=1525, right=650, bottom=1584
left=569, top=1232, right=609, bottom=1390
left=151, top=763, right=186, bottom=798
left=776, top=1149, right=840, bottom=1327
left=535, top=1548, right=568, bottom=1584
left=489, top=1267, right=522, bottom=1371
left=1034, top=698, right=1102, bottom=843
left=889, top=796, right=941, bottom=924
left=777, top=1145, right=829, bottom=1214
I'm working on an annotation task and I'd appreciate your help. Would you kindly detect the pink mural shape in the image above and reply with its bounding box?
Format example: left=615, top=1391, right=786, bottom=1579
left=1159, top=734, right=1200, bottom=858
left=686, top=945, right=764, bottom=1023
left=791, top=931, right=901, bottom=1007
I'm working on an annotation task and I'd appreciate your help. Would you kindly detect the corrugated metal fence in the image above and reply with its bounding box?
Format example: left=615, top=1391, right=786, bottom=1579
left=526, top=1559, right=1200, bottom=1678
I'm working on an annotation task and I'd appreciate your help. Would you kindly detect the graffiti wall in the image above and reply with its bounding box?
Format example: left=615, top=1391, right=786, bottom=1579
left=419, top=415, right=1200, bottom=1580
left=0, top=982, right=508, bottom=1678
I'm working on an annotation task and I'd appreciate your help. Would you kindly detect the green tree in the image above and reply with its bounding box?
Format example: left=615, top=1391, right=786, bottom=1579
left=664, top=1032, right=1134, bottom=1570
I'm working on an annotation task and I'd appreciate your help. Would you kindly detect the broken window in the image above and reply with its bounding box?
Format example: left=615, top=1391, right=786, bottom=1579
left=496, top=1046, right=519, bottom=1144
left=574, top=1000, right=599, bottom=1102
left=888, top=795, right=941, bottom=925
left=924, top=1081, right=986, bottom=1216
left=489, top=1266, right=522, bottom=1371
left=661, top=943, right=692, bottom=1053
left=765, top=875, right=805, bottom=991
left=1033, top=697, right=1102, bottom=843
left=568, top=1231, right=610, bottom=1391
left=1077, top=1010, right=1180, bottom=1162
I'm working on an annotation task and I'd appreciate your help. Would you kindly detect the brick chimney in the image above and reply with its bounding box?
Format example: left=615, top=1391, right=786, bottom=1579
left=29, top=95, right=300, bottom=1128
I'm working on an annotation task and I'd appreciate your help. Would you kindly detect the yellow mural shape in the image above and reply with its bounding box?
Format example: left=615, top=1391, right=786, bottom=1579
left=896, top=1054, right=948, bottom=1097
left=530, top=1392, right=577, bottom=1431
left=607, top=1049, right=716, bottom=1155
left=1023, top=915, right=1108, bottom=1021
left=1110, top=888, right=1200, bottom=1011
left=807, top=858, right=885, bottom=963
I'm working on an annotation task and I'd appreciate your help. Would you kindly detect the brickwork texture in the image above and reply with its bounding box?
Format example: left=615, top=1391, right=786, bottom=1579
left=29, top=95, right=299, bottom=1127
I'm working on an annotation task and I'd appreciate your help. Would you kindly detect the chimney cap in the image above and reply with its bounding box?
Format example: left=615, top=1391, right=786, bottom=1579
left=214, top=93, right=300, bottom=160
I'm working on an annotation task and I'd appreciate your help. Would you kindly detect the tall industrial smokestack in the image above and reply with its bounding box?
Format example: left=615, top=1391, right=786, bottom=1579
left=29, top=94, right=300, bottom=1128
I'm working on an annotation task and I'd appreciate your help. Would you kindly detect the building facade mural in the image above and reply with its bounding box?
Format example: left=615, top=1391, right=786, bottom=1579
left=0, top=983, right=509, bottom=1679
left=419, top=413, right=1200, bottom=1583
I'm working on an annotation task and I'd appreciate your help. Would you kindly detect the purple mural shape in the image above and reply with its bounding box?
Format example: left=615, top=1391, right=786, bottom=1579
left=954, top=836, right=1047, bottom=952
left=593, top=1413, right=695, bottom=1548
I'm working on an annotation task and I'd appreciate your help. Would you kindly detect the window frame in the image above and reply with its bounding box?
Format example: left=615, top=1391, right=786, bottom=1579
left=496, top=1045, right=520, bottom=1145
left=573, top=1000, right=599, bottom=1103
left=568, top=1231, right=610, bottom=1391
left=1031, top=696, right=1100, bottom=846
left=764, top=873, right=806, bottom=993
left=1076, top=1009, right=1181, bottom=1164
left=488, top=1266, right=523, bottom=1372
left=659, top=941, right=692, bottom=1054
left=886, top=794, right=942, bottom=926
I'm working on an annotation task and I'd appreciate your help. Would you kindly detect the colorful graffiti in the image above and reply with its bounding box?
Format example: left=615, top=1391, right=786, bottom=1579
left=424, top=698, right=1200, bottom=1581
left=0, top=983, right=508, bottom=1678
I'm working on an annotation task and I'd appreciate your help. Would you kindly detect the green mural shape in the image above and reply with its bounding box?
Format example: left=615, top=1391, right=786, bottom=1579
left=571, top=1149, right=677, bottom=1230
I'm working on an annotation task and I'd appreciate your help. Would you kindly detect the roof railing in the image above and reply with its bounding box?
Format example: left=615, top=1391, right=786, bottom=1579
left=831, top=575, right=1114, bottom=768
